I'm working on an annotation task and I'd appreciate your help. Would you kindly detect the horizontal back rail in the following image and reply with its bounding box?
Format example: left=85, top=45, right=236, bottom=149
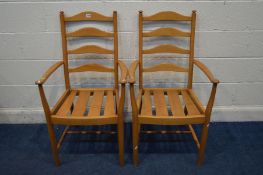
left=64, top=11, right=113, bottom=22
left=68, top=64, right=114, bottom=73
left=143, top=27, right=190, bottom=37
left=67, top=27, right=113, bottom=37
left=68, top=45, right=113, bottom=54
left=143, top=11, right=192, bottom=21
left=143, top=44, right=190, bottom=54
left=143, top=63, right=188, bottom=72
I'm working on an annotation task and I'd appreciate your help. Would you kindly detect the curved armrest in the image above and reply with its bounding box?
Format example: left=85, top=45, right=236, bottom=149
left=118, top=60, right=128, bottom=84
left=128, top=60, right=139, bottom=84
left=35, top=61, right=64, bottom=85
left=194, top=60, right=219, bottom=84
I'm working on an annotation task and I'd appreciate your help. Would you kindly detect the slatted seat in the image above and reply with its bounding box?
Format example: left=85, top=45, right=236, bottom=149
left=137, top=88, right=205, bottom=125
left=36, top=11, right=127, bottom=166
left=51, top=89, right=118, bottom=125
left=129, top=11, right=219, bottom=166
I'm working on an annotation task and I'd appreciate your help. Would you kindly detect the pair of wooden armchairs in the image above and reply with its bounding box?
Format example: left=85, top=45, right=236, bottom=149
left=36, top=10, right=219, bottom=167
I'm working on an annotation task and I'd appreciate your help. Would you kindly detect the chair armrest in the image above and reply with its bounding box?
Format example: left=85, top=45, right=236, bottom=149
left=35, top=61, right=64, bottom=85
left=128, top=60, right=139, bottom=84
left=194, top=60, right=219, bottom=84
left=118, top=60, right=128, bottom=84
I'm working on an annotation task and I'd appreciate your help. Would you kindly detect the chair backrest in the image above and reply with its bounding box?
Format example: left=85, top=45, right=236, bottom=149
left=138, top=11, right=196, bottom=89
left=60, top=11, right=119, bottom=90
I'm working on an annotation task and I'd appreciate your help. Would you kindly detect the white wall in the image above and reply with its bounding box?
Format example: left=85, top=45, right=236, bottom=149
left=0, top=0, right=263, bottom=123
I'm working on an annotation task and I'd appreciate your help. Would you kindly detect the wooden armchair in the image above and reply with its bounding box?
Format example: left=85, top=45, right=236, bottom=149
left=129, top=11, right=219, bottom=166
left=36, top=11, right=127, bottom=166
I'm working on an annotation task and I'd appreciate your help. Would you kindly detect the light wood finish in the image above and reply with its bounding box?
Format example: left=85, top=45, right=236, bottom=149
left=68, top=64, right=114, bottom=73
left=129, top=10, right=219, bottom=166
left=181, top=90, right=200, bottom=115
left=194, top=60, right=219, bottom=84
left=143, top=11, right=192, bottom=21
left=68, top=45, right=113, bottom=54
left=118, top=60, right=128, bottom=84
left=140, top=89, right=202, bottom=118
left=143, top=63, right=188, bottom=72
left=36, top=11, right=127, bottom=166
left=67, top=27, right=113, bottom=37
left=143, top=27, right=190, bottom=37
left=57, top=90, right=77, bottom=116
left=35, top=61, right=63, bottom=85
left=113, top=11, right=119, bottom=91
left=72, top=91, right=90, bottom=116
left=153, top=90, right=168, bottom=116
left=104, top=90, right=115, bottom=116
left=60, top=11, right=70, bottom=90
left=64, top=11, right=113, bottom=22
left=143, top=44, right=190, bottom=54
left=141, top=90, right=152, bottom=116
left=167, top=90, right=184, bottom=116
left=88, top=90, right=104, bottom=116
left=139, top=11, right=143, bottom=90
left=187, top=11, right=196, bottom=89
left=51, top=89, right=71, bottom=114
left=128, top=60, right=139, bottom=84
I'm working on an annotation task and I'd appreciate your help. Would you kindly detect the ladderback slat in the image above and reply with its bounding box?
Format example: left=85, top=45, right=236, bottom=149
left=68, top=64, right=114, bottom=73
left=64, top=11, right=113, bottom=22
left=143, top=63, right=188, bottom=72
left=67, top=27, right=113, bottom=37
left=60, top=11, right=119, bottom=89
left=143, top=44, right=190, bottom=54
left=143, top=28, right=190, bottom=37
left=68, top=45, right=114, bottom=54
left=143, top=11, right=192, bottom=21
left=139, top=10, right=196, bottom=89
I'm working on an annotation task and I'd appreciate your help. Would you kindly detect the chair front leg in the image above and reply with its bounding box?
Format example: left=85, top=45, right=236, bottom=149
left=130, top=83, right=140, bottom=166
left=117, top=84, right=126, bottom=166
left=38, top=85, right=61, bottom=166
left=197, top=83, right=218, bottom=165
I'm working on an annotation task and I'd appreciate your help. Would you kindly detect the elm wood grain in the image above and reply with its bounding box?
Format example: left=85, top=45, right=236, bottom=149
left=143, top=44, right=190, bottom=54
left=88, top=90, right=104, bottom=117
left=138, top=115, right=205, bottom=125
left=194, top=59, right=219, bottom=84
left=187, top=11, right=196, bottom=89
left=64, top=11, right=113, bottom=22
left=68, top=64, right=114, bottom=73
left=138, top=11, right=143, bottom=90
left=68, top=45, right=113, bottom=54
left=51, top=89, right=71, bottom=114
left=51, top=115, right=117, bottom=125
left=181, top=90, right=200, bottom=115
left=143, top=63, right=188, bottom=72
left=60, top=12, right=70, bottom=90
left=118, top=60, right=128, bottom=84
left=113, top=11, right=119, bottom=90
left=36, top=11, right=127, bottom=166
left=143, top=27, right=190, bottom=37
left=153, top=90, right=168, bottom=116
left=56, top=90, right=77, bottom=116
left=72, top=91, right=90, bottom=116
left=167, top=90, right=184, bottom=116
left=143, top=11, right=192, bottom=21
left=141, top=90, right=152, bottom=116
left=35, top=61, right=63, bottom=85
left=104, top=90, right=115, bottom=116
left=128, top=60, right=139, bottom=84
left=129, top=10, right=219, bottom=166
left=67, top=27, right=113, bottom=37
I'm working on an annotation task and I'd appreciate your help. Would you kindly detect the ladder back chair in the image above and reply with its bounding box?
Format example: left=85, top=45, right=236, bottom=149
left=36, top=11, right=127, bottom=166
left=129, top=11, right=219, bottom=166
